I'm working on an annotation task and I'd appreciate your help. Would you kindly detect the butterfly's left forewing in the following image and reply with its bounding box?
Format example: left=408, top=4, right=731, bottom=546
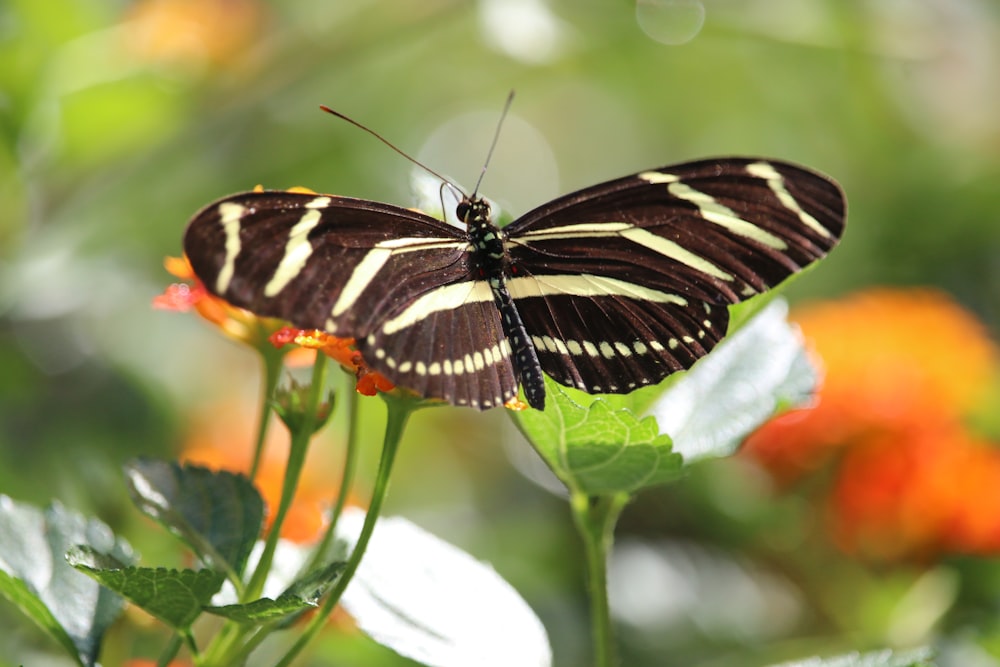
left=504, top=158, right=845, bottom=394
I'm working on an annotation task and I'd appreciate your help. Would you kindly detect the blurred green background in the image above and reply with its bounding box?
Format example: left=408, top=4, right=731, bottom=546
left=2, top=0, right=999, bottom=666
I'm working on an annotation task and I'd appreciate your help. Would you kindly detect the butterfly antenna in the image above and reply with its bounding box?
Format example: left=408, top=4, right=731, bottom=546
left=471, top=90, right=515, bottom=198
left=319, top=105, right=464, bottom=199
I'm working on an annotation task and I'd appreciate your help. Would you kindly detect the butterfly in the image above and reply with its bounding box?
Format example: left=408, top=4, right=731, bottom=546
left=183, top=137, right=845, bottom=411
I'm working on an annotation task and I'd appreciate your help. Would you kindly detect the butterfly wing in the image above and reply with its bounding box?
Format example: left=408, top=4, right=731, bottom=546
left=504, top=158, right=846, bottom=393
left=183, top=191, right=518, bottom=408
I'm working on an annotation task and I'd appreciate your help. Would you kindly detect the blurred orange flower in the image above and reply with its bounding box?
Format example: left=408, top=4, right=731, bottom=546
left=181, top=401, right=351, bottom=542
left=742, top=288, right=1000, bottom=559
left=124, top=0, right=264, bottom=70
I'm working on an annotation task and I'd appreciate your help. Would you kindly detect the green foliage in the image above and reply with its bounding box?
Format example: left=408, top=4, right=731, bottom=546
left=206, top=562, right=344, bottom=624
left=69, top=548, right=225, bottom=630
left=516, top=379, right=682, bottom=495
left=770, top=647, right=936, bottom=667
left=124, top=459, right=264, bottom=580
left=0, top=497, right=133, bottom=667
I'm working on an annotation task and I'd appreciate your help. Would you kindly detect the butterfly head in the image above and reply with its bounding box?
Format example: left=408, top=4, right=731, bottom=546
left=456, top=196, right=493, bottom=228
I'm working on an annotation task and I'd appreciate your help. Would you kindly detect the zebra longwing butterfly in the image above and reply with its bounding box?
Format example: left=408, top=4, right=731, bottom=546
left=183, top=152, right=845, bottom=411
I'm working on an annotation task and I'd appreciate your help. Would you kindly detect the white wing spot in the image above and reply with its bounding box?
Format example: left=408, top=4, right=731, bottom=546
left=668, top=338, right=680, bottom=350
left=650, top=341, right=665, bottom=352
left=583, top=341, right=599, bottom=357
left=415, top=361, right=427, bottom=375
left=398, top=361, right=412, bottom=373
left=599, top=342, right=615, bottom=359
left=634, top=341, right=648, bottom=355
left=614, top=342, right=631, bottom=357
left=305, top=196, right=332, bottom=209
left=428, top=362, right=441, bottom=375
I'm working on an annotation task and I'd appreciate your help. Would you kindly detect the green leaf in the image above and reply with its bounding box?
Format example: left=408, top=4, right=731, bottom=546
left=769, top=647, right=935, bottom=667
left=0, top=496, right=133, bottom=667
left=648, top=299, right=817, bottom=461
left=514, top=380, right=682, bottom=495
left=205, top=560, right=344, bottom=624
left=123, top=458, right=264, bottom=578
left=68, top=546, right=225, bottom=630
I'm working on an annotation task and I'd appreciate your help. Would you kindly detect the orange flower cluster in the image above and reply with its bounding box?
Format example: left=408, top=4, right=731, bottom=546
left=742, top=288, right=1000, bottom=560
left=268, top=327, right=395, bottom=397
left=153, top=255, right=286, bottom=347
left=155, top=256, right=394, bottom=398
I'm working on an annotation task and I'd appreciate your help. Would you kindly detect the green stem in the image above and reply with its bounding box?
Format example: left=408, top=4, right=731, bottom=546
left=273, top=391, right=422, bottom=667
left=249, top=344, right=286, bottom=481
left=311, top=384, right=360, bottom=566
left=245, top=353, right=328, bottom=602
left=570, top=492, right=627, bottom=667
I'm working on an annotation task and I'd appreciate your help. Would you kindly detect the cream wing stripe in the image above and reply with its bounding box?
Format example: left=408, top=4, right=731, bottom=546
left=380, top=280, right=494, bottom=335
left=216, top=202, right=246, bottom=294
left=330, top=237, right=469, bottom=319
left=508, top=273, right=688, bottom=305
left=745, top=161, right=833, bottom=238
left=512, top=223, right=733, bottom=281
left=639, top=171, right=787, bottom=249
left=264, top=209, right=323, bottom=297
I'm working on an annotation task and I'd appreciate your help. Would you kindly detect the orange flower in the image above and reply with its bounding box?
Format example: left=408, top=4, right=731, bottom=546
left=830, top=425, right=1000, bottom=559
left=742, top=288, right=1000, bottom=559
left=269, top=327, right=395, bottom=398
left=154, top=255, right=290, bottom=350
left=744, top=288, right=998, bottom=481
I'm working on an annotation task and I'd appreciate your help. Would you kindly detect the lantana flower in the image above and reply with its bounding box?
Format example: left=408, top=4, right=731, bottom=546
left=742, top=288, right=1000, bottom=559
left=154, top=255, right=286, bottom=348
left=156, top=255, right=394, bottom=398
left=269, top=327, right=395, bottom=397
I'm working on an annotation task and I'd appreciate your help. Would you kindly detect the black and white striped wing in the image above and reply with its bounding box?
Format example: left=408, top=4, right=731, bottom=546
left=183, top=191, right=519, bottom=409
left=505, top=158, right=845, bottom=394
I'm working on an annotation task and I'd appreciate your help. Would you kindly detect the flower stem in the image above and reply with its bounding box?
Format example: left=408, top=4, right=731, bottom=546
left=249, top=344, right=286, bottom=481
left=245, top=353, right=328, bottom=602
left=570, top=492, right=627, bottom=667
left=311, top=383, right=360, bottom=566
left=273, top=391, right=422, bottom=667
